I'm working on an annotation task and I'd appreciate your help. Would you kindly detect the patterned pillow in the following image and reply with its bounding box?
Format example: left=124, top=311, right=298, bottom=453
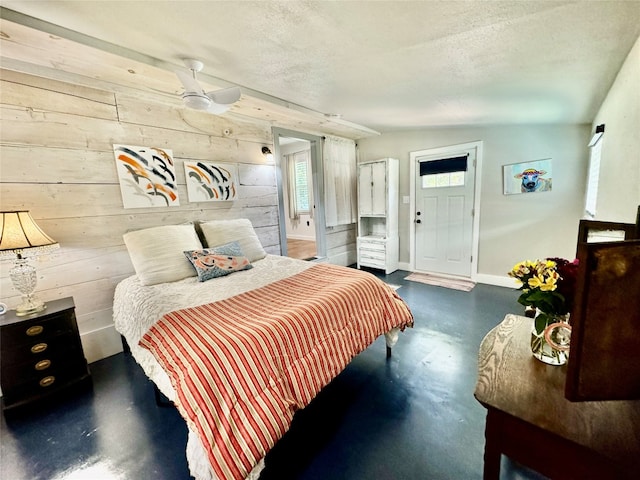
left=184, top=241, right=253, bottom=282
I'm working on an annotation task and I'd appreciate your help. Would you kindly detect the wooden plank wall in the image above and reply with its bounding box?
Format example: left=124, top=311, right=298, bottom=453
left=0, top=69, right=287, bottom=362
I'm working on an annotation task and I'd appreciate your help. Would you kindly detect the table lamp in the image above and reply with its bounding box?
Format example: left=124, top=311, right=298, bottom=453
left=0, top=211, right=59, bottom=316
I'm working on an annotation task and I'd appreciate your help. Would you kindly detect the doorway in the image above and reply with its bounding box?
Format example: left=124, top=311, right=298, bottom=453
left=409, top=141, right=482, bottom=279
left=272, top=128, right=326, bottom=261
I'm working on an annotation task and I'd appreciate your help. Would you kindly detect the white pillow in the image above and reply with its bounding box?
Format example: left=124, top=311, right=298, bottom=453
left=199, top=218, right=267, bottom=262
left=123, top=224, right=203, bottom=285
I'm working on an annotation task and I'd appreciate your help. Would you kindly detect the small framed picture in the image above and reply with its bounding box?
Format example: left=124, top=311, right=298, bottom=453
left=503, top=158, right=553, bottom=195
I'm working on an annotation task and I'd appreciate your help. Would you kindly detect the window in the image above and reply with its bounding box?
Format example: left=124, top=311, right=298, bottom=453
left=419, top=155, right=467, bottom=189
left=585, top=126, right=604, bottom=218
left=287, top=150, right=312, bottom=219
left=422, top=171, right=465, bottom=188
left=293, top=154, right=310, bottom=213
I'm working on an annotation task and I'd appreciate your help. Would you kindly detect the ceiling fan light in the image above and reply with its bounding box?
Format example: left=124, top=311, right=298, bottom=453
left=183, top=93, right=211, bottom=110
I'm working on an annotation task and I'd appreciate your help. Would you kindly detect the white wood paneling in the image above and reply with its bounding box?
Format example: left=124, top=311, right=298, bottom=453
left=0, top=68, right=282, bottom=362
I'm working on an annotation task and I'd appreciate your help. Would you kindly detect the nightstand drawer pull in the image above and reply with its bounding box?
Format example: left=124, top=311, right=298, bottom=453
left=26, top=325, right=44, bottom=336
left=39, top=376, right=55, bottom=388
left=31, top=343, right=48, bottom=354
left=35, top=359, right=52, bottom=371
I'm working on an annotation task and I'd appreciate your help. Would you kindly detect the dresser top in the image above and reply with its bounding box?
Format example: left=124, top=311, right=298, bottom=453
left=0, top=297, right=75, bottom=327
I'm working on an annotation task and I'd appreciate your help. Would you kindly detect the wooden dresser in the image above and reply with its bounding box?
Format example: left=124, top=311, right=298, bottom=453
left=1, top=297, right=91, bottom=411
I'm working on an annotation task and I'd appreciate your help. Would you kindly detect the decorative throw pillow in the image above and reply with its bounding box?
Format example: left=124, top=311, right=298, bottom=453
left=199, top=218, right=267, bottom=262
left=184, top=241, right=253, bottom=282
left=123, top=224, right=203, bottom=286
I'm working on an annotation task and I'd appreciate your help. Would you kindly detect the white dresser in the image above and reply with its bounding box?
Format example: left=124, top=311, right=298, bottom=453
left=356, top=158, right=399, bottom=274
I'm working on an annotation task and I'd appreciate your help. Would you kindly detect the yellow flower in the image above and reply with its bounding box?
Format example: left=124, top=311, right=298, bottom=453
left=527, top=274, right=544, bottom=289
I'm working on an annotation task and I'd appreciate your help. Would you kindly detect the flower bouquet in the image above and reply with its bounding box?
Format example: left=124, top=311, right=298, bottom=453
left=508, top=257, right=579, bottom=364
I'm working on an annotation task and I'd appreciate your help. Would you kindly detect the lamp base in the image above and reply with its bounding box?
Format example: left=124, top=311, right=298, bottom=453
left=15, top=296, right=46, bottom=317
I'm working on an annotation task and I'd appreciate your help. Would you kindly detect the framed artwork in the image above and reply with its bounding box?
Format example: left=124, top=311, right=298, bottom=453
left=503, top=158, right=553, bottom=195
left=113, top=144, right=179, bottom=208
left=184, top=161, right=238, bottom=202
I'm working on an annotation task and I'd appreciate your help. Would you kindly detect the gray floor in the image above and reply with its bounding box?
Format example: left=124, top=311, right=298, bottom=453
left=1, top=269, right=547, bottom=479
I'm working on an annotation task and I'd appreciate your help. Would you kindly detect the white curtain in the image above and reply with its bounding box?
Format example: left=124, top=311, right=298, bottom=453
left=323, top=136, right=357, bottom=227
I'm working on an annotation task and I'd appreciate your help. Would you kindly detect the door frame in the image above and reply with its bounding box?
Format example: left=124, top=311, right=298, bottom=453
left=408, top=141, right=483, bottom=280
left=272, top=127, right=327, bottom=260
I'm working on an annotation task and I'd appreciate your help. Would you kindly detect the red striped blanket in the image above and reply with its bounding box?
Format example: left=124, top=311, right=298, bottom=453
left=139, top=263, right=413, bottom=480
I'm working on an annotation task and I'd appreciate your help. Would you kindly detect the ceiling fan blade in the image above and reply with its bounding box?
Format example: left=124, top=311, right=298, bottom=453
left=175, top=69, right=203, bottom=94
left=206, top=86, right=241, bottom=106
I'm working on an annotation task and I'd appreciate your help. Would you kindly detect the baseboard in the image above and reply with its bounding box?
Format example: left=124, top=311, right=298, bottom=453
left=399, top=262, right=516, bottom=289
left=474, top=273, right=518, bottom=289
left=80, top=324, right=123, bottom=364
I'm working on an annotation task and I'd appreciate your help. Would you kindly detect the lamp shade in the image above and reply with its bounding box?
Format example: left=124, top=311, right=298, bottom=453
left=0, top=211, right=58, bottom=254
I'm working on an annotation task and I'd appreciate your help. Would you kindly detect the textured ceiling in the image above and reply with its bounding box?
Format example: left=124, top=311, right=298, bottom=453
left=2, top=1, right=639, bottom=133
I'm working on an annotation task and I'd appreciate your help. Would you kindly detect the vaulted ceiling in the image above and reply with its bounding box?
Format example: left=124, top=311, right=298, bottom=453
left=1, top=1, right=639, bottom=136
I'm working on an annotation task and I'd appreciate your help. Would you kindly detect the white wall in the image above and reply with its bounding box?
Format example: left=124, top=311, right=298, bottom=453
left=590, top=35, right=640, bottom=223
left=357, top=125, right=590, bottom=279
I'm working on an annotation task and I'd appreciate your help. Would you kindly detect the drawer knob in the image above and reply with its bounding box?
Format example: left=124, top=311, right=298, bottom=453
left=26, top=325, right=44, bottom=336
left=35, top=359, right=52, bottom=371
left=31, top=343, right=48, bottom=354
left=39, top=376, right=55, bottom=388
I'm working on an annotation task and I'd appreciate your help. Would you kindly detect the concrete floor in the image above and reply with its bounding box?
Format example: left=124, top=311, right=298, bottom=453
left=1, top=269, right=547, bottom=480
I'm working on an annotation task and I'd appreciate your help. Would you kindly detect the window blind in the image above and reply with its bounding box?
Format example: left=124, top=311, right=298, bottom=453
left=419, top=155, right=468, bottom=175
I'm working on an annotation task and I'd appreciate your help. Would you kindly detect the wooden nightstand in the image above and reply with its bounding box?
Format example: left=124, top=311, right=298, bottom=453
left=1, top=297, right=91, bottom=411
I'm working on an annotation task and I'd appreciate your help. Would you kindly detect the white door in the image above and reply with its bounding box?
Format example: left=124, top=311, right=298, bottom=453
left=414, top=149, right=475, bottom=276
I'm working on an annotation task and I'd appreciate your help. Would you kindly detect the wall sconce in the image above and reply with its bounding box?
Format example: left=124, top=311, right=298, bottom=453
left=0, top=211, right=59, bottom=315
left=262, top=146, right=274, bottom=162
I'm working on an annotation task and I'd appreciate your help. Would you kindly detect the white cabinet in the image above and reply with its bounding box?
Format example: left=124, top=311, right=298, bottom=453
left=357, top=158, right=399, bottom=274
left=358, top=160, right=387, bottom=216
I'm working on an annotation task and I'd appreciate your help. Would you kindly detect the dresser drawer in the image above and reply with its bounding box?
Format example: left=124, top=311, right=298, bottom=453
left=358, top=255, right=385, bottom=268
left=358, top=238, right=386, bottom=251
left=359, top=249, right=386, bottom=261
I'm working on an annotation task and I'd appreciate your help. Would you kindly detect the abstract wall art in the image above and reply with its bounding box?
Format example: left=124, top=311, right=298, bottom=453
left=113, top=144, right=179, bottom=208
left=503, top=158, right=553, bottom=195
left=184, top=161, right=238, bottom=202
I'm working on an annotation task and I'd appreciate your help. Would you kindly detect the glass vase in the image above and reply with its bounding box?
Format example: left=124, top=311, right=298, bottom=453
left=530, top=310, right=571, bottom=366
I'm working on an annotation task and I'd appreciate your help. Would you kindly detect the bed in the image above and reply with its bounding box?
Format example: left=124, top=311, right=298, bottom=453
left=113, top=220, right=413, bottom=480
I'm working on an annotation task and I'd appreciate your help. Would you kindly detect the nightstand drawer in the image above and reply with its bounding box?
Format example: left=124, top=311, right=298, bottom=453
left=1, top=343, right=85, bottom=385
left=1, top=297, right=91, bottom=411
left=1, top=364, right=90, bottom=407
left=1, top=335, right=83, bottom=368
left=1, top=311, right=77, bottom=347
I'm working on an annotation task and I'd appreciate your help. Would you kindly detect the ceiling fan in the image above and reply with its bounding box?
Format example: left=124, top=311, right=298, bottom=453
left=175, top=59, right=241, bottom=114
